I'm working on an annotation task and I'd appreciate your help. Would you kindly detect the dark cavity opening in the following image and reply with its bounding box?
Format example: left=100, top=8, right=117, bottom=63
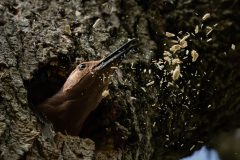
left=25, top=65, right=67, bottom=106
left=24, top=55, right=117, bottom=149
left=24, top=54, right=74, bottom=126
left=24, top=54, right=73, bottom=107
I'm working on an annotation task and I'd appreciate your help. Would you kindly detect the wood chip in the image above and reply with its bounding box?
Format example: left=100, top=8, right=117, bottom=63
left=102, top=90, right=110, bottom=97
left=170, top=44, right=182, bottom=53
left=195, top=25, right=199, bottom=34
left=206, top=26, right=213, bottom=36
left=172, top=58, right=182, bottom=65
left=172, top=65, right=180, bottom=81
left=231, top=44, right=236, bottom=50
left=202, top=13, right=210, bottom=21
left=191, top=50, right=199, bottom=62
left=146, top=81, right=155, bottom=87
left=180, top=40, right=188, bottom=48
left=165, top=32, right=175, bottom=37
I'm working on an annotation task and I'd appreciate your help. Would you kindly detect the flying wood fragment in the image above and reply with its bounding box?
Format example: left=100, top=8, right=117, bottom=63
left=146, top=81, right=155, bottom=87
left=172, top=58, right=182, bottom=65
left=102, top=90, right=110, bottom=97
left=165, top=32, right=175, bottom=37
left=202, top=13, right=210, bottom=21
left=170, top=44, right=182, bottom=54
left=172, top=65, right=181, bottom=81
left=195, top=25, right=199, bottom=34
left=191, top=50, right=199, bottom=62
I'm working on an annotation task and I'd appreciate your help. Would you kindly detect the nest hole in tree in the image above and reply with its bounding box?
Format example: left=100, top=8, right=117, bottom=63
left=23, top=54, right=121, bottom=149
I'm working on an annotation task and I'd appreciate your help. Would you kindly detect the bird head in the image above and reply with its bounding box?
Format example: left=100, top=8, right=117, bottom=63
left=62, top=39, right=137, bottom=99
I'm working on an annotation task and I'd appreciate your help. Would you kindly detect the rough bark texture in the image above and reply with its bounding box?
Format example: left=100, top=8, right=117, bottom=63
left=0, top=0, right=239, bottom=160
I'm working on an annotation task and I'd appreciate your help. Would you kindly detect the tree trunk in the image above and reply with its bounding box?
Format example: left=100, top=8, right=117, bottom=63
left=0, top=0, right=239, bottom=159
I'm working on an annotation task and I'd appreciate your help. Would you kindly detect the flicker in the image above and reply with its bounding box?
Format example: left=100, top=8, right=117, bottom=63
left=38, top=39, right=137, bottom=136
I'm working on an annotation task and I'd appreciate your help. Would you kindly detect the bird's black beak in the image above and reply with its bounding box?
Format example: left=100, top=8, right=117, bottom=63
left=94, top=39, right=137, bottom=70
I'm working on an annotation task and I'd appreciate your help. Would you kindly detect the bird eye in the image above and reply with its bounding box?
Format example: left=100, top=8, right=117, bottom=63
left=79, top=63, right=86, bottom=70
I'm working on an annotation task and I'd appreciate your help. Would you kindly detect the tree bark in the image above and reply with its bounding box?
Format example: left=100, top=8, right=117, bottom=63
left=0, top=0, right=239, bottom=160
